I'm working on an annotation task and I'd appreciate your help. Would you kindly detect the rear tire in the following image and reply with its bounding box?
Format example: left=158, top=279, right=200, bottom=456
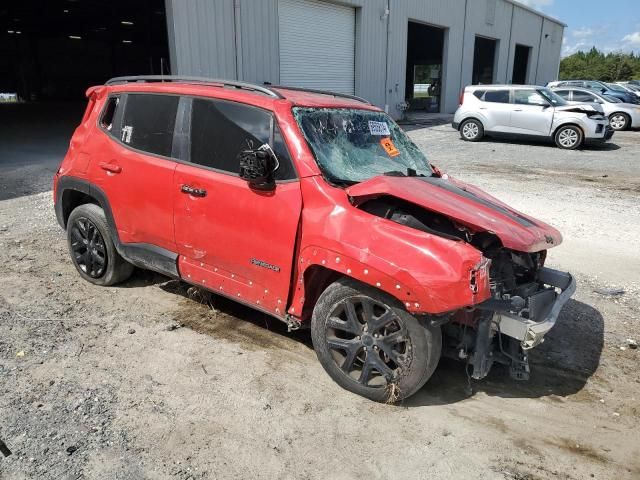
left=67, top=204, right=134, bottom=286
left=609, top=112, right=629, bottom=131
left=459, top=119, right=484, bottom=142
left=311, top=279, right=441, bottom=402
left=554, top=125, right=583, bottom=150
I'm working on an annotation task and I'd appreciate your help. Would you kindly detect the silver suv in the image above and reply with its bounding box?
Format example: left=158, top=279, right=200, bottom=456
left=453, top=85, right=612, bottom=149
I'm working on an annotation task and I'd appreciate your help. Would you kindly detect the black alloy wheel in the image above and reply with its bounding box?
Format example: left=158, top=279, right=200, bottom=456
left=311, top=279, right=441, bottom=402
left=70, top=217, right=107, bottom=278
left=325, top=296, right=412, bottom=387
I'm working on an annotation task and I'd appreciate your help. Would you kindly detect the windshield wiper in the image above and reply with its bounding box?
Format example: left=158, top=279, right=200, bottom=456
left=383, top=170, right=407, bottom=177
left=383, top=168, right=427, bottom=178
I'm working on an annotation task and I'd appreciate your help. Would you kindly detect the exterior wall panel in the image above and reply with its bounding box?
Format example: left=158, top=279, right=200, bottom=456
left=460, top=0, right=513, bottom=86
left=166, top=0, right=564, bottom=118
left=535, top=19, right=564, bottom=86
left=510, top=6, right=543, bottom=84
left=239, top=0, right=280, bottom=84
left=168, top=0, right=237, bottom=78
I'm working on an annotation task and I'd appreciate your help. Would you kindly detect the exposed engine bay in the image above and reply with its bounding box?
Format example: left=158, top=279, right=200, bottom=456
left=359, top=195, right=576, bottom=382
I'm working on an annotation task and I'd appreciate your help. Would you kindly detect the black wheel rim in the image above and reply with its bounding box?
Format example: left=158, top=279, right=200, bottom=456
left=70, top=217, right=107, bottom=278
left=325, top=297, right=412, bottom=388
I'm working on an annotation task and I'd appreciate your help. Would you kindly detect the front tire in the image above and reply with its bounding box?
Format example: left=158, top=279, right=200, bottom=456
left=311, top=279, right=441, bottom=402
left=459, top=119, right=484, bottom=142
left=609, top=112, right=629, bottom=131
left=67, top=204, right=134, bottom=286
left=554, top=125, right=583, bottom=150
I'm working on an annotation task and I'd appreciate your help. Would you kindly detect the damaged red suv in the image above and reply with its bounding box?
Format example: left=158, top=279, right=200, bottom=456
left=54, top=76, right=575, bottom=401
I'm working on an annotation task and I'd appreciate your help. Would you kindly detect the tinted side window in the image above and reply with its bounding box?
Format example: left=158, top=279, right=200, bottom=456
left=190, top=98, right=296, bottom=180
left=514, top=90, right=548, bottom=106
left=473, top=90, right=486, bottom=100
left=572, top=91, right=597, bottom=102
left=554, top=90, right=571, bottom=100
left=483, top=90, right=510, bottom=103
left=100, top=96, right=120, bottom=133
left=121, top=94, right=179, bottom=157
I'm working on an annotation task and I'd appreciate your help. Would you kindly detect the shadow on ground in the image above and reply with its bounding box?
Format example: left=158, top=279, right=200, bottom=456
left=406, top=298, right=604, bottom=407
left=120, top=269, right=603, bottom=405
left=473, top=135, right=621, bottom=151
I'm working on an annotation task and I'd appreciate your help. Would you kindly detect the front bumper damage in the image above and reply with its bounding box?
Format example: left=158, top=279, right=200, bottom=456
left=495, top=267, right=576, bottom=350
left=465, top=267, right=576, bottom=381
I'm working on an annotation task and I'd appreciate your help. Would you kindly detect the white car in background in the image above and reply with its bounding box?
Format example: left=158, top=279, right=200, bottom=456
left=551, top=86, right=640, bottom=131
left=453, top=85, right=612, bottom=149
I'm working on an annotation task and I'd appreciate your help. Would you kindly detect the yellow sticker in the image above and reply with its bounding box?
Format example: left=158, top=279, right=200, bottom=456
left=380, top=137, right=400, bottom=157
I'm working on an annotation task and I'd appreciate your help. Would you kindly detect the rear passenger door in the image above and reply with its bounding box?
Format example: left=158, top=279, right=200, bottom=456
left=480, top=89, right=513, bottom=132
left=173, top=97, right=302, bottom=317
left=90, top=93, right=180, bottom=253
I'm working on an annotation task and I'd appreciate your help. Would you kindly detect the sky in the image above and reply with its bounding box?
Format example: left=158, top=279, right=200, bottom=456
left=518, top=0, right=640, bottom=56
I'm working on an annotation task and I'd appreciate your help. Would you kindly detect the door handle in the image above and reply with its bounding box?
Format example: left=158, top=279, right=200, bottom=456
left=513, top=109, right=523, bottom=112
left=181, top=184, right=207, bottom=197
left=99, top=162, right=122, bottom=174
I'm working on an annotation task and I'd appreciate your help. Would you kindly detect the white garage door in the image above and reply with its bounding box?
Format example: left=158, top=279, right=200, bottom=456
left=278, top=0, right=355, bottom=95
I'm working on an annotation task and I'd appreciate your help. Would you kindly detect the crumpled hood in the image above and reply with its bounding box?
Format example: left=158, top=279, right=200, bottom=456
left=346, top=175, right=562, bottom=253
left=557, top=102, right=604, bottom=115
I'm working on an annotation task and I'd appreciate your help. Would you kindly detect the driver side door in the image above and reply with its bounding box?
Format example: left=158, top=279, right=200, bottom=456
left=173, top=97, right=302, bottom=317
left=509, top=89, right=554, bottom=135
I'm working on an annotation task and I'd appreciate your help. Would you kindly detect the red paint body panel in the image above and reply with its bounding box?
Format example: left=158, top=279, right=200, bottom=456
left=54, top=81, right=564, bottom=324
left=85, top=130, right=178, bottom=251
left=346, top=175, right=562, bottom=253
left=288, top=176, right=492, bottom=315
left=173, top=164, right=302, bottom=318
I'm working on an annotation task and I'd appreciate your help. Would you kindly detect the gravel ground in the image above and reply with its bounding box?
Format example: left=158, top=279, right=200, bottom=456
left=1, top=107, right=639, bottom=479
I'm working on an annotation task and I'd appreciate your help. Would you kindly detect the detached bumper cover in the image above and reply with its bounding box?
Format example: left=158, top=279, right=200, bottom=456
left=493, top=267, right=576, bottom=349
left=585, top=126, right=614, bottom=145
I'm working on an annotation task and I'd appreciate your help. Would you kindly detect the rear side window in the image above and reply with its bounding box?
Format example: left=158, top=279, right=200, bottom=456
left=472, top=90, right=486, bottom=100
left=572, top=91, right=597, bottom=102
left=483, top=90, right=510, bottom=103
left=554, top=90, right=571, bottom=100
left=100, top=96, right=121, bottom=135
left=190, top=98, right=296, bottom=181
left=121, top=94, right=179, bottom=157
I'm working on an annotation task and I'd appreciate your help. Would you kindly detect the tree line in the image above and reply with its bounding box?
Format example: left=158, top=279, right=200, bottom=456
left=559, top=48, right=640, bottom=81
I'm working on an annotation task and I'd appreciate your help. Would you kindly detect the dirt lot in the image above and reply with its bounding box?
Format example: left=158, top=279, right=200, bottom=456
left=1, top=107, right=639, bottom=479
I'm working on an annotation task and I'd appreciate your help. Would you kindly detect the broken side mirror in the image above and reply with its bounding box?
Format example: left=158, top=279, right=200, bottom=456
left=238, top=144, right=278, bottom=191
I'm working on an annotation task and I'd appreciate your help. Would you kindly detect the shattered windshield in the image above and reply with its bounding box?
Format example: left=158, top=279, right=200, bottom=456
left=293, top=107, right=433, bottom=184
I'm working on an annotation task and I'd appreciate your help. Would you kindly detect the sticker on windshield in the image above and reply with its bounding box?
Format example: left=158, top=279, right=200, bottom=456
left=368, top=121, right=391, bottom=136
left=380, top=137, right=400, bottom=157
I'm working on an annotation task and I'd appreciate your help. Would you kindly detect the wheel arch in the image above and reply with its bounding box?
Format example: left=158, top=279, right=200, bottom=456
left=289, top=247, right=433, bottom=323
left=55, top=176, right=119, bottom=243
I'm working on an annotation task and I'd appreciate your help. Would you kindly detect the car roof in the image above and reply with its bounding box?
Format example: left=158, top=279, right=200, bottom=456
left=551, top=86, right=599, bottom=93
left=96, top=76, right=381, bottom=112
left=466, top=84, right=542, bottom=90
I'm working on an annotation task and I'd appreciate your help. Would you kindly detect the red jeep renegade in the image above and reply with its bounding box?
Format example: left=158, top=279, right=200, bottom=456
left=54, top=76, right=575, bottom=401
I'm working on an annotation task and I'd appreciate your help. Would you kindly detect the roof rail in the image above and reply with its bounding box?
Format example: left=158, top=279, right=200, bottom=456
left=268, top=85, right=371, bottom=105
left=104, top=75, right=284, bottom=99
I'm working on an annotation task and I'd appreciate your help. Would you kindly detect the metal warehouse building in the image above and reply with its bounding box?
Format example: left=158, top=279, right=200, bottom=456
left=165, top=0, right=565, bottom=118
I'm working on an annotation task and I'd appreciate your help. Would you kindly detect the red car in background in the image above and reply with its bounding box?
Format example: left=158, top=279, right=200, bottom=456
left=54, top=76, right=575, bottom=401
